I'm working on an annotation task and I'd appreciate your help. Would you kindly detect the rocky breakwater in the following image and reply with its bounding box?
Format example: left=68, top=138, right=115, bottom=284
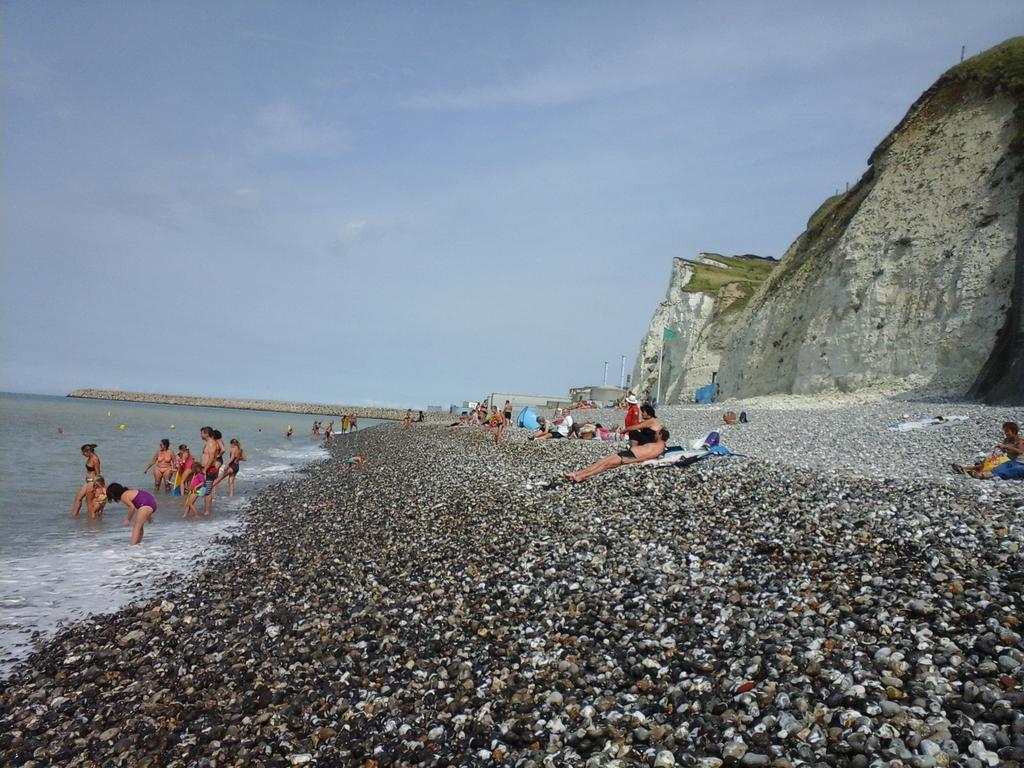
left=717, top=38, right=1024, bottom=402
left=67, top=389, right=451, bottom=423
left=2, top=425, right=1023, bottom=767
left=632, top=254, right=776, bottom=403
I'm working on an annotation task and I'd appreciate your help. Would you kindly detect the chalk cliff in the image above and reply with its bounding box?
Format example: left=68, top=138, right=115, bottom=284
left=631, top=254, right=776, bottom=402
left=635, top=37, right=1024, bottom=404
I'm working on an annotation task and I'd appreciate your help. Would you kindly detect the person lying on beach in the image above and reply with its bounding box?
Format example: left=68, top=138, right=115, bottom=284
left=86, top=476, right=107, bottom=518
left=621, top=404, right=664, bottom=448
left=343, top=454, right=366, bottom=470
left=565, top=427, right=670, bottom=482
left=955, top=422, right=1024, bottom=480
left=106, top=483, right=158, bottom=545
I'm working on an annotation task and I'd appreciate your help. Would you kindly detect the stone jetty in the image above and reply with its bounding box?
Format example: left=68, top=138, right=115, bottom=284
left=67, top=389, right=450, bottom=423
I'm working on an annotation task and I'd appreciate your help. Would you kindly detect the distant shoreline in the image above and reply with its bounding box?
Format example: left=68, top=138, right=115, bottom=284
left=66, top=389, right=448, bottom=422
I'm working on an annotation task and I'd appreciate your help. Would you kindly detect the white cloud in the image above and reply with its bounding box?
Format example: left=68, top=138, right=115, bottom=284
left=247, top=102, right=347, bottom=157
left=338, top=220, right=368, bottom=243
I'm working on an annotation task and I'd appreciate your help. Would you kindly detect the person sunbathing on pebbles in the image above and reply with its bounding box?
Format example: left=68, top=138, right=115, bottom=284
left=564, top=427, right=670, bottom=482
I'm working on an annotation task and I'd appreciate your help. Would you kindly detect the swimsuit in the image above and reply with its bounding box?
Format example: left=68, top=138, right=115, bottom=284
left=228, top=461, right=240, bottom=476
left=133, top=490, right=158, bottom=511
left=632, top=427, right=658, bottom=446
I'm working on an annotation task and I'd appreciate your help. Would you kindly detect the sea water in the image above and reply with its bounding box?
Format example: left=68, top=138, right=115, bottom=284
left=0, top=393, right=378, bottom=674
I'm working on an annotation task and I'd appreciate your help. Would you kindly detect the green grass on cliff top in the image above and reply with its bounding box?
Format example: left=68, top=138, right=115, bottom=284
left=946, top=36, right=1024, bottom=152
left=946, top=36, right=1024, bottom=91
left=682, top=255, right=776, bottom=295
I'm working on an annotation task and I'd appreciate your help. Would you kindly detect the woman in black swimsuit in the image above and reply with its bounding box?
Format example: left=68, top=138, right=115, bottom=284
left=621, top=404, right=664, bottom=446
left=71, top=443, right=101, bottom=517
left=213, top=438, right=246, bottom=496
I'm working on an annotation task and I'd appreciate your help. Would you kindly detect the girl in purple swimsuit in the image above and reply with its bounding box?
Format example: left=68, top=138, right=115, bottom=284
left=105, top=483, right=158, bottom=545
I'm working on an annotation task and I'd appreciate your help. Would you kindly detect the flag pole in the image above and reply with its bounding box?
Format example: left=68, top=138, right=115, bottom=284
left=656, top=332, right=665, bottom=404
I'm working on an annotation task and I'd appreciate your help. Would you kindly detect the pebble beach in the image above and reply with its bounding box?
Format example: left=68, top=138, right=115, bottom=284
left=2, top=401, right=1023, bottom=767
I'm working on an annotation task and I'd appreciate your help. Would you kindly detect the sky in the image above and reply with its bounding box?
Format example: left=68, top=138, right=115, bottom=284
left=2, top=2, right=1021, bottom=408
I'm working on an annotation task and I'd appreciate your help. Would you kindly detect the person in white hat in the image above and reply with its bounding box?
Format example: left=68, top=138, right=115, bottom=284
left=624, top=395, right=641, bottom=444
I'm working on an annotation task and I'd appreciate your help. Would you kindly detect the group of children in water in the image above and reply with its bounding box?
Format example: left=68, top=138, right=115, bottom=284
left=70, top=426, right=247, bottom=544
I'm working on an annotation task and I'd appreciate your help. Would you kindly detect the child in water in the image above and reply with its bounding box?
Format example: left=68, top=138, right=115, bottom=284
left=86, top=476, right=107, bottom=518
left=183, top=471, right=205, bottom=518
left=105, top=483, right=158, bottom=545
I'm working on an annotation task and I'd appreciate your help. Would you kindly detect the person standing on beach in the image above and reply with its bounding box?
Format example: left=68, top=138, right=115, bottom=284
left=403, top=409, right=413, bottom=429
left=199, top=427, right=218, bottom=516
left=106, top=483, right=158, bottom=545
left=493, top=408, right=507, bottom=446
left=71, top=444, right=101, bottom=517
left=503, top=400, right=513, bottom=425
left=341, top=414, right=350, bottom=433
left=350, top=414, right=357, bottom=431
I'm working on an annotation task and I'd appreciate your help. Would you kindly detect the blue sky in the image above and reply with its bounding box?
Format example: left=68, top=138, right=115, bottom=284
left=2, top=2, right=1020, bottom=407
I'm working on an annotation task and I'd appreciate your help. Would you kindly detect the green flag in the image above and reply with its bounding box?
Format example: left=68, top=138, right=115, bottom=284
left=663, top=328, right=678, bottom=341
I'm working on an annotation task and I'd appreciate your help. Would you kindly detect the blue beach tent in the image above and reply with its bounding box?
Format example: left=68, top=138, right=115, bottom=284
left=516, top=407, right=541, bottom=430
left=694, top=382, right=719, bottom=404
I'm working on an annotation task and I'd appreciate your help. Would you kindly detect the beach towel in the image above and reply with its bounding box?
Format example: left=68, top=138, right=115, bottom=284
left=642, top=449, right=708, bottom=467
left=888, top=415, right=968, bottom=432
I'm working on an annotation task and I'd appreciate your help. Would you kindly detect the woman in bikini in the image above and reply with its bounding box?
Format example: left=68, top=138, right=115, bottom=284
left=212, top=438, right=246, bottom=496
left=176, top=444, right=196, bottom=496
left=105, top=483, right=158, bottom=545
left=71, top=444, right=101, bottom=517
left=565, top=427, right=669, bottom=482
left=143, top=439, right=176, bottom=491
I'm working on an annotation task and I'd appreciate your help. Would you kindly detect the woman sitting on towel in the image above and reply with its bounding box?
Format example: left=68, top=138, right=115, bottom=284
left=565, top=428, right=669, bottom=482
left=620, top=404, right=664, bottom=448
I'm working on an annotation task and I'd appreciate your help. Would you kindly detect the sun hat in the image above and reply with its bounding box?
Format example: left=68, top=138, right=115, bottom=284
left=625, top=394, right=638, bottom=404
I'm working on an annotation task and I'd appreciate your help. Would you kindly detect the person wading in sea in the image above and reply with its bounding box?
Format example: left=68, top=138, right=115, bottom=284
left=71, top=444, right=101, bottom=517
left=199, top=426, right=218, bottom=516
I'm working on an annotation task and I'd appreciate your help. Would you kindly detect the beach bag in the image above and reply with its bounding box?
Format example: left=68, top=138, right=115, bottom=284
left=723, top=411, right=737, bottom=425
left=982, top=454, right=1010, bottom=473
left=705, top=431, right=721, bottom=448
left=739, top=411, right=748, bottom=423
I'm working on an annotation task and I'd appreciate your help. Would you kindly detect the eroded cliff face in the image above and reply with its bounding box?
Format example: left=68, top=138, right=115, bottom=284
left=632, top=254, right=775, bottom=402
left=632, top=39, right=1024, bottom=403
left=718, top=82, right=1021, bottom=399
